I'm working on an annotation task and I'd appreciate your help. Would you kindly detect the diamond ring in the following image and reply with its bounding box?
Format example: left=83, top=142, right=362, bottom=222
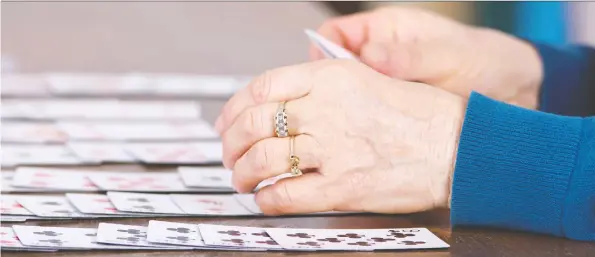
left=274, top=101, right=289, bottom=138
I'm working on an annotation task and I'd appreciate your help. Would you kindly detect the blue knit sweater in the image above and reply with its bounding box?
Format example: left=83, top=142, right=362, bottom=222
left=450, top=45, right=595, bottom=241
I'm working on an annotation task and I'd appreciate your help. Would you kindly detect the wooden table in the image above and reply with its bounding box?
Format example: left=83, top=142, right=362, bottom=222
left=3, top=2, right=595, bottom=257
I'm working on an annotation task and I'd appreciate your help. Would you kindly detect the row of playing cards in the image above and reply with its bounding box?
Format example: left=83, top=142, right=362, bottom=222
left=4, top=222, right=448, bottom=251
left=1, top=142, right=222, bottom=167
left=1, top=73, right=251, bottom=98
left=2, top=120, right=218, bottom=143
left=1, top=192, right=347, bottom=220
left=2, top=167, right=233, bottom=193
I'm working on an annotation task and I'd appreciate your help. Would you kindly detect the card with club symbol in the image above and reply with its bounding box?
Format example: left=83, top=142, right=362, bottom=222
left=177, top=166, right=233, bottom=188
left=16, top=195, right=94, bottom=218
left=106, top=192, right=185, bottom=214
left=0, top=226, right=57, bottom=251
left=265, top=227, right=449, bottom=251
left=95, top=223, right=189, bottom=249
left=198, top=224, right=281, bottom=250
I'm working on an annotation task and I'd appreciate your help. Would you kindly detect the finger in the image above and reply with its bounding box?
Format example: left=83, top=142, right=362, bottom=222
left=216, top=63, right=316, bottom=134
left=221, top=98, right=308, bottom=169
left=232, top=134, right=321, bottom=193
left=255, top=172, right=336, bottom=215
left=360, top=41, right=462, bottom=85
left=315, top=11, right=374, bottom=56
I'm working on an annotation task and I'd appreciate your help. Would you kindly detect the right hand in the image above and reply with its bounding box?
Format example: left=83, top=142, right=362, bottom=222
left=311, top=7, right=544, bottom=109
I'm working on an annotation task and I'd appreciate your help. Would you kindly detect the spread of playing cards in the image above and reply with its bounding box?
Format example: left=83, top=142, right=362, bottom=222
left=0, top=30, right=449, bottom=253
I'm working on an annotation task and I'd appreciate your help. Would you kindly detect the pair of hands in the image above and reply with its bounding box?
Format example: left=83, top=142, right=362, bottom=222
left=215, top=7, right=544, bottom=215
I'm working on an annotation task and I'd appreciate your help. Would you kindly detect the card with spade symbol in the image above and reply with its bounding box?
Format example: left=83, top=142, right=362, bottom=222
left=107, top=192, right=185, bottom=214
left=15, top=195, right=93, bottom=218
left=265, top=227, right=449, bottom=251
left=12, top=225, right=149, bottom=250
left=177, top=166, right=233, bottom=189
left=198, top=224, right=282, bottom=250
left=95, top=223, right=189, bottom=249
left=0, top=226, right=56, bottom=251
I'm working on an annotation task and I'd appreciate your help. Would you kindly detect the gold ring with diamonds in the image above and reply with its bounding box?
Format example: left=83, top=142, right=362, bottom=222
left=274, top=101, right=288, bottom=137
left=289, top=136, right=302, bottom=176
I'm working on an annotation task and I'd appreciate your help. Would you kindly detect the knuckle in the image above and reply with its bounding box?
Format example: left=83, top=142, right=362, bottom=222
left=243, top=108, right=264, bottom=138
left=250, top=70, right=273, bottom=104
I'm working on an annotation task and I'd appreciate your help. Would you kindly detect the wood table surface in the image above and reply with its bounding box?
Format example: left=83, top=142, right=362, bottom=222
left=3, top=2, right=595, bottom=257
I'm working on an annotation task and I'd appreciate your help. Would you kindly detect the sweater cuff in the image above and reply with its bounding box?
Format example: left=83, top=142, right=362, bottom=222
left=451, top=92, right=583, bottom=237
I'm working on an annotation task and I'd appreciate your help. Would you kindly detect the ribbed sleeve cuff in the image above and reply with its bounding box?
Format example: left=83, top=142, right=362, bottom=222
left=451, top=92, right=583, bottom=237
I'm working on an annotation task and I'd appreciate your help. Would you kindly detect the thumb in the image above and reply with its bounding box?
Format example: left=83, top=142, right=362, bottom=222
left=360, top=41, right=462, bottom=83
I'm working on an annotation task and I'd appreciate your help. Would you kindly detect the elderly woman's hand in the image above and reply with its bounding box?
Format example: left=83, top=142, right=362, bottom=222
left=311, top=7, right=543, bottom=110
left=215, top=60, right=465, bottom=215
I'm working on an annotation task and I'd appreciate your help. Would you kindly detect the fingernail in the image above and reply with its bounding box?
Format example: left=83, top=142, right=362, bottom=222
left=214, top=116, right=223, bottom=133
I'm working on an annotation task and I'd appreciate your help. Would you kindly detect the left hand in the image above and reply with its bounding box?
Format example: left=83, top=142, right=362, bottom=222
left=215, top=60, right=466, bottom=215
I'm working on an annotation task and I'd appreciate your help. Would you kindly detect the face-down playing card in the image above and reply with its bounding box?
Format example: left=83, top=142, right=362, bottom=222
left=95, top=223, right=189, bottom=249
left=198, top=224, right=282, bottom=250
left=265, top=227, right=449, bottom=251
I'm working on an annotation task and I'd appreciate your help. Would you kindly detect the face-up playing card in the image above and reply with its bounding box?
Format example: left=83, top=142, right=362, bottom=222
left=0, top=226, right=56, bottom=251
left=12, top=225, right=149, bottom=250
left=170, top=194, right=254, bottom=216
left=177, top=166, right=233, bottom=188
left=65, top=193, right=145, bottom=216
left=16, top=195, right=92, bottom=218
left=198, top=224, right=281, bottom=250
left=265, top=228, right=449, bottom=251
left=1, top=75, right=50, bottom=97
left=107, top=192, right=185, bottom=214
left=88, top=172, right=190, bottom=192
left=11, top=167, right=99, bottom=191
left=304, top=29, right=358, bottom=60
left=1, top=122, right=68, bottom=143
left=1, top=145, right=85, bottom=167
left=153, top=75, right=242, bottom=97
left=1, top=195, right=34, bottom=216
left=124, top=142, right=223, bottom=164
left=1, top=171, right=61, bottom=193
left=1, top=215, right=30, bottom=222
left=58, top=121, right=217, bottom=141
left=232, top=194, right=263, bottom=214
left=96, top=223, right=189, bottom=249
left=146, top=220, right=207, bottom=247
left=89, top=100, right=202, bottom=120
left=66, top=142, right=136, bottom=163
left=46, top=73, right=153, bottom=96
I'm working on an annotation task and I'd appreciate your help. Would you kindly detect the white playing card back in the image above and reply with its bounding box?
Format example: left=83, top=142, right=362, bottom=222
left=305, top=29, right=358, bottom=60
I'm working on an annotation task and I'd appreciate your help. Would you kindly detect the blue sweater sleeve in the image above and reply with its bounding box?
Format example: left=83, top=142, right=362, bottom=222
left=534, top=43, right=595, bottom=116
left=451, top=92, right=595, bottom=241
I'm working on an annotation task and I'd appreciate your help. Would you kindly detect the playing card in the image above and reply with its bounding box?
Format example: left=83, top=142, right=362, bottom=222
left=198, top=224, right=281, bottom=250
left=304, top=29, right=358, bottom=60
left=107, top=192, right=185, bottom=214
left=177, top=166, right=233, bottom=188
left=58, top=121, right=217, bottom=141
left=1, top=171, right=61, bottom=193
left=96, top=223, right=189, bottom=249
left=16, top=195, right=92, bottom=218
left=46, top=73, right=153, bottom=96
left=1, top=195, right=34, bottom=215
left=146, top=220, right=211, bottom=247
left=124, top=142, right=223, bottom=164
left=1, top=74, right=50, bottom=97
left=11, top=167, right=99, bottom=191
left=153, top=75, right=242, bottom=97
left=1, top=122, right=68, bottom=143
left=67, top=142, right=136, bottom=163
left=1, top=226, right=56, bottom=251
left=12, top=225, right=148, bottom=250
left=1, top=215, right=30, bottom=222
left=265, top=227, right=449, bottom=251
left=233, top=194, right=263, bottom=214
left=93, top=100, right=201, bottom=120
left=1, top=145, right=85, bottom=167
left=65, top=193, right=146, bottom=216
left=170, top=194, right=254, bottom=216
left=88, top=172, right=188, bottom=192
